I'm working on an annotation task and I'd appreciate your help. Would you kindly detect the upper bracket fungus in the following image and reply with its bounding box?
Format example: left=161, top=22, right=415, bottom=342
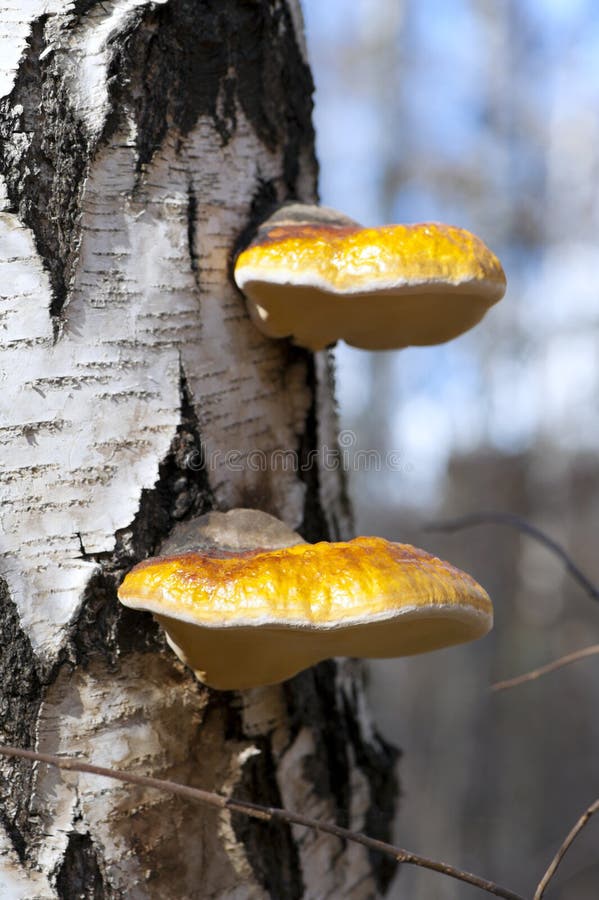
left=118, top=509, right=493, bottom=691
left=233, top=203, right=506, bottom=351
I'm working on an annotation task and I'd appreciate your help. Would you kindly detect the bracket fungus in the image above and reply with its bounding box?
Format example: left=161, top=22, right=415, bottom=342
left=233, top=204, right=506, bottom=351
left=118, top=509, right=493, bottom=691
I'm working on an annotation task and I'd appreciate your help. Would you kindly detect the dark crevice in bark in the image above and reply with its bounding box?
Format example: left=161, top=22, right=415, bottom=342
left=285, top=662, right=352, bottom=825
left=65, top=571, right=163, bottom=674
left=225, top=713, right=304, bottom=900
left=284, top=662, right=399, bottom=893
left=0, top=580, right=43, bottom=860
left=298, top=355, right=333, bottom=543
left=0, top=15, right=90, bottom=337
left=276, top=3, right=319, bottom=198
left=0, top=0, right=316, bottom=339
left=67, top=365, right=214, bottom=669
left=55, top=831, right=106, bottom=900
left=230, top=178, right=280, bottom=265
left=107, top=0, right=316, bottom=182
left=341, top=675, right=400, bottom=893
left=324, top=349, right=354, bottom=536
left=186, top=180, right=199, bottom=280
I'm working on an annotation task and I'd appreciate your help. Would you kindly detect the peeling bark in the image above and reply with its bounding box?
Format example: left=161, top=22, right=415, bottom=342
left=0, top=1, right=397, bottom=896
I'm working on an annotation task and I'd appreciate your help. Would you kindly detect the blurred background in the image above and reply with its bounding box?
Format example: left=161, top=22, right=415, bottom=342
left=301, top=1, right=599, bottom=898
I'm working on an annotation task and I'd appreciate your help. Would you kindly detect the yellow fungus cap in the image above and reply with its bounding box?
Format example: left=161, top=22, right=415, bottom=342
left=234, top=204, right=506, bottom=351
left=118, top=535, right=493, bottom=690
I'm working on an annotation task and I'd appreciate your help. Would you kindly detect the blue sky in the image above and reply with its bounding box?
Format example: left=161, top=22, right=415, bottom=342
left=302, top=0, right=599, bottom=505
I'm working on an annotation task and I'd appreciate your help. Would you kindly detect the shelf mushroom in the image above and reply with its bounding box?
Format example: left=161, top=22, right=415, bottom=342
left=233, top=204, right=506, bottom=351
left=118, top=509, right=493, bottom=690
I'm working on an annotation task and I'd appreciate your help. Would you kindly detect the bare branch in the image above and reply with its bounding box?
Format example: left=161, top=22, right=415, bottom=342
left=0, top=744, right=525, bottom=900
left=491, top=644, right=599, bottom=692
left=534, top=798, right=599, bottom=899
left=424, top=511, right=599, bottom=603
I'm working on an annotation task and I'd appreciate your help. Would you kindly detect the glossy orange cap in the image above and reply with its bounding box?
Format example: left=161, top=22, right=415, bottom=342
left=234, top=204, right=506, bottom=351
left=118, top=532, right=493, bottom=690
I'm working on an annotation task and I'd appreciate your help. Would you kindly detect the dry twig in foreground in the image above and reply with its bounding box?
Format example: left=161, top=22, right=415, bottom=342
left=425, top=511, right=599, bottom=603
left=0, top=743, right=525, bottom=900
left=491, top=643, right=599, bottom=692
left=426, top=511, right=599, bottom=691
left=534, top=797, right=599, bottom=899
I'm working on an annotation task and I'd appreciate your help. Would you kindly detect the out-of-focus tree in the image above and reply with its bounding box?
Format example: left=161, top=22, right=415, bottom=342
left=303, top=0, right=599, bottom=897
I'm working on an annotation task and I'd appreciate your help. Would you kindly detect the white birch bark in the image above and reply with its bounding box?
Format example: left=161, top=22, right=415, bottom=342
left=0, top=2, right=395, bottom=896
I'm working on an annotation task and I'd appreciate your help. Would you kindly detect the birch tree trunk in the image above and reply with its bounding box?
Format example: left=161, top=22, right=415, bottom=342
left=0, top=1, right=397, bottom=897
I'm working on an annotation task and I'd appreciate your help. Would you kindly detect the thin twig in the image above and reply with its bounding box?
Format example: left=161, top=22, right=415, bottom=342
left=534, top=798, right=599, bottom=899
left=424, top=511, right=599, bottom=603
left=0, top=744, right=525, bottom=900
left=491, top=644, right=599, bottom=692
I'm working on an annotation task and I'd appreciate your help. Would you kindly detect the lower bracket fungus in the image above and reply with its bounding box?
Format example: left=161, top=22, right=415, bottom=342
left=233, top=203, right=506, bottom=351
left=118, top=509, right=493, bottom=690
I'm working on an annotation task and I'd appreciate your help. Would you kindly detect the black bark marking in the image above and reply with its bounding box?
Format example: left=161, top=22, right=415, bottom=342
left=69, top=366, right=214, bottom=667
left=227, top=725, right=304, bottom=899
left=284, top=661, right=400, bottom=893
left=56, top=831, right=106, bottom=900
left=108, top=0, right=316, bottom=192
left=0, top=580, right=42, bottom=860
left=230, top=177, right=280, bottom=267
left=186, top=180, right=199, bottom=279
left=341, top=674, right=400, bottom=893
left=297, top=354, right=336, bottom=543
left=285, top=663, right=352, bottom=825
left=0, top=16, right=90, bottom=336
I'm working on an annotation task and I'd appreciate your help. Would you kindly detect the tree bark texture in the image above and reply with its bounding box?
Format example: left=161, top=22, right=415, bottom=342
left=0, top=1, right=397, bottom=898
